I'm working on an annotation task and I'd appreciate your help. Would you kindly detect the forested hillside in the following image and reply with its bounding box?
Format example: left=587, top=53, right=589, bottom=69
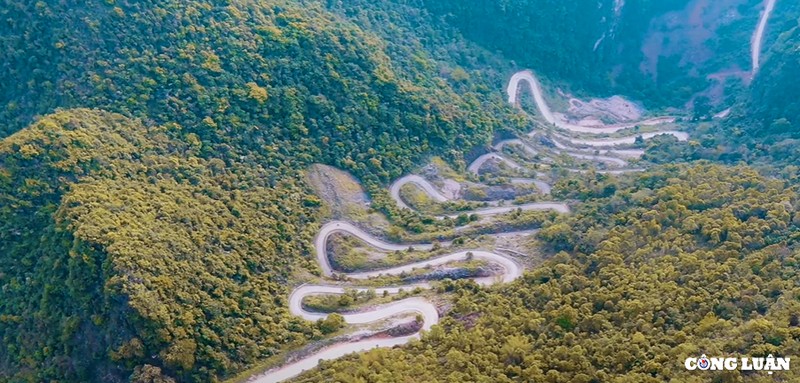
left=0, top=109, right=324, bottom=382
left=740, top=23, right=800, bottom=139
left=3, top=0, right=800, bottom=382
left=0, top=1, right=520, bottom=382
left=0, top=0, right=518, bottom=179
left=657, top=3, right=800, bottom=167
left=295, top=164, right=800, bottom=382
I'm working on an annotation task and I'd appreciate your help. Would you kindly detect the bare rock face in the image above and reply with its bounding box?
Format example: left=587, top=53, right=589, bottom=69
left=482, top=186, right=518, bottom=201
left=462, top=181, right=535, bottom=202
left=384, top=320, right=424, bottom=337
left=420, top=163, right=462, bottom=199
left=565, top=95, right=645, bottom=123
left=441, top=179, right=462, bottom=200
left=538, top=136, right=556, bottom=148
left=420, top=164, right=441, bottom=179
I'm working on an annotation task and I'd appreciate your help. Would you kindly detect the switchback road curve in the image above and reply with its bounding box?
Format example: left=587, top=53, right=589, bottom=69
left=253, top=221, right=528, bottom=382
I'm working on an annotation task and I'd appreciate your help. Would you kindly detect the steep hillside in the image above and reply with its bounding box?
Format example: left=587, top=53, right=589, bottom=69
left=0, top=0, right=517, bottom=181
left=665, top=6, right=800, bottom=167
left=0, top=1, right=524, bottom=381
left=3, top=1, right=800, bottom=382
left=0, top=109, right=323, bottom=382
left=741, top=24, right=800, bottom=139
left=422, top=0, right=769, bottom=108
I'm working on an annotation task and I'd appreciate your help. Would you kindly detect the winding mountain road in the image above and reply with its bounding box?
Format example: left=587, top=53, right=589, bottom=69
left=253, top=66, right=690, bottom=382
left=496, top=138, right=626, bottom=167
left=560, top=151, right=627, bottom=167
left=257, top=294, right=438, bottom=383
left=389, top=175, right=450, bottom=210
left=507, top=70, right=676, bottom=134
left=557, top=131, right=688, bottom=147
left=389, top=174, right=568, bottom=216
left=254, top=222, right=529, bottom=383
left=567, top=168, right=645, bottom=175
left=467, top=153, right=523, bottom=174
left=314, top=221, right=434, bottom=277
left=550, top=137, right=645, bottom=158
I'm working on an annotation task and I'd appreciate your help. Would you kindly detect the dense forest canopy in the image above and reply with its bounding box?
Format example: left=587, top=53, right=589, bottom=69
left=1, top=0, right=800, bottom=382
left=0, top=109, right=322, bottom=382
left=0, top=0, right=521, bottom=180
left=0, top=0, right=527, bottom=381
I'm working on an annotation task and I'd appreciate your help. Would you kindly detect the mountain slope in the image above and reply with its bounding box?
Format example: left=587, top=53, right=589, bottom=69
left=0, top=0, right=528, bottom=381
left=741, top=24, right=800, bottom=138
left=0, top=109, right=321, bottom=382
left=3, top=1, right=800, bottom=382
left=422, top=0, right=768, bottom=108
left=0, top=0, right=515, bottom=180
